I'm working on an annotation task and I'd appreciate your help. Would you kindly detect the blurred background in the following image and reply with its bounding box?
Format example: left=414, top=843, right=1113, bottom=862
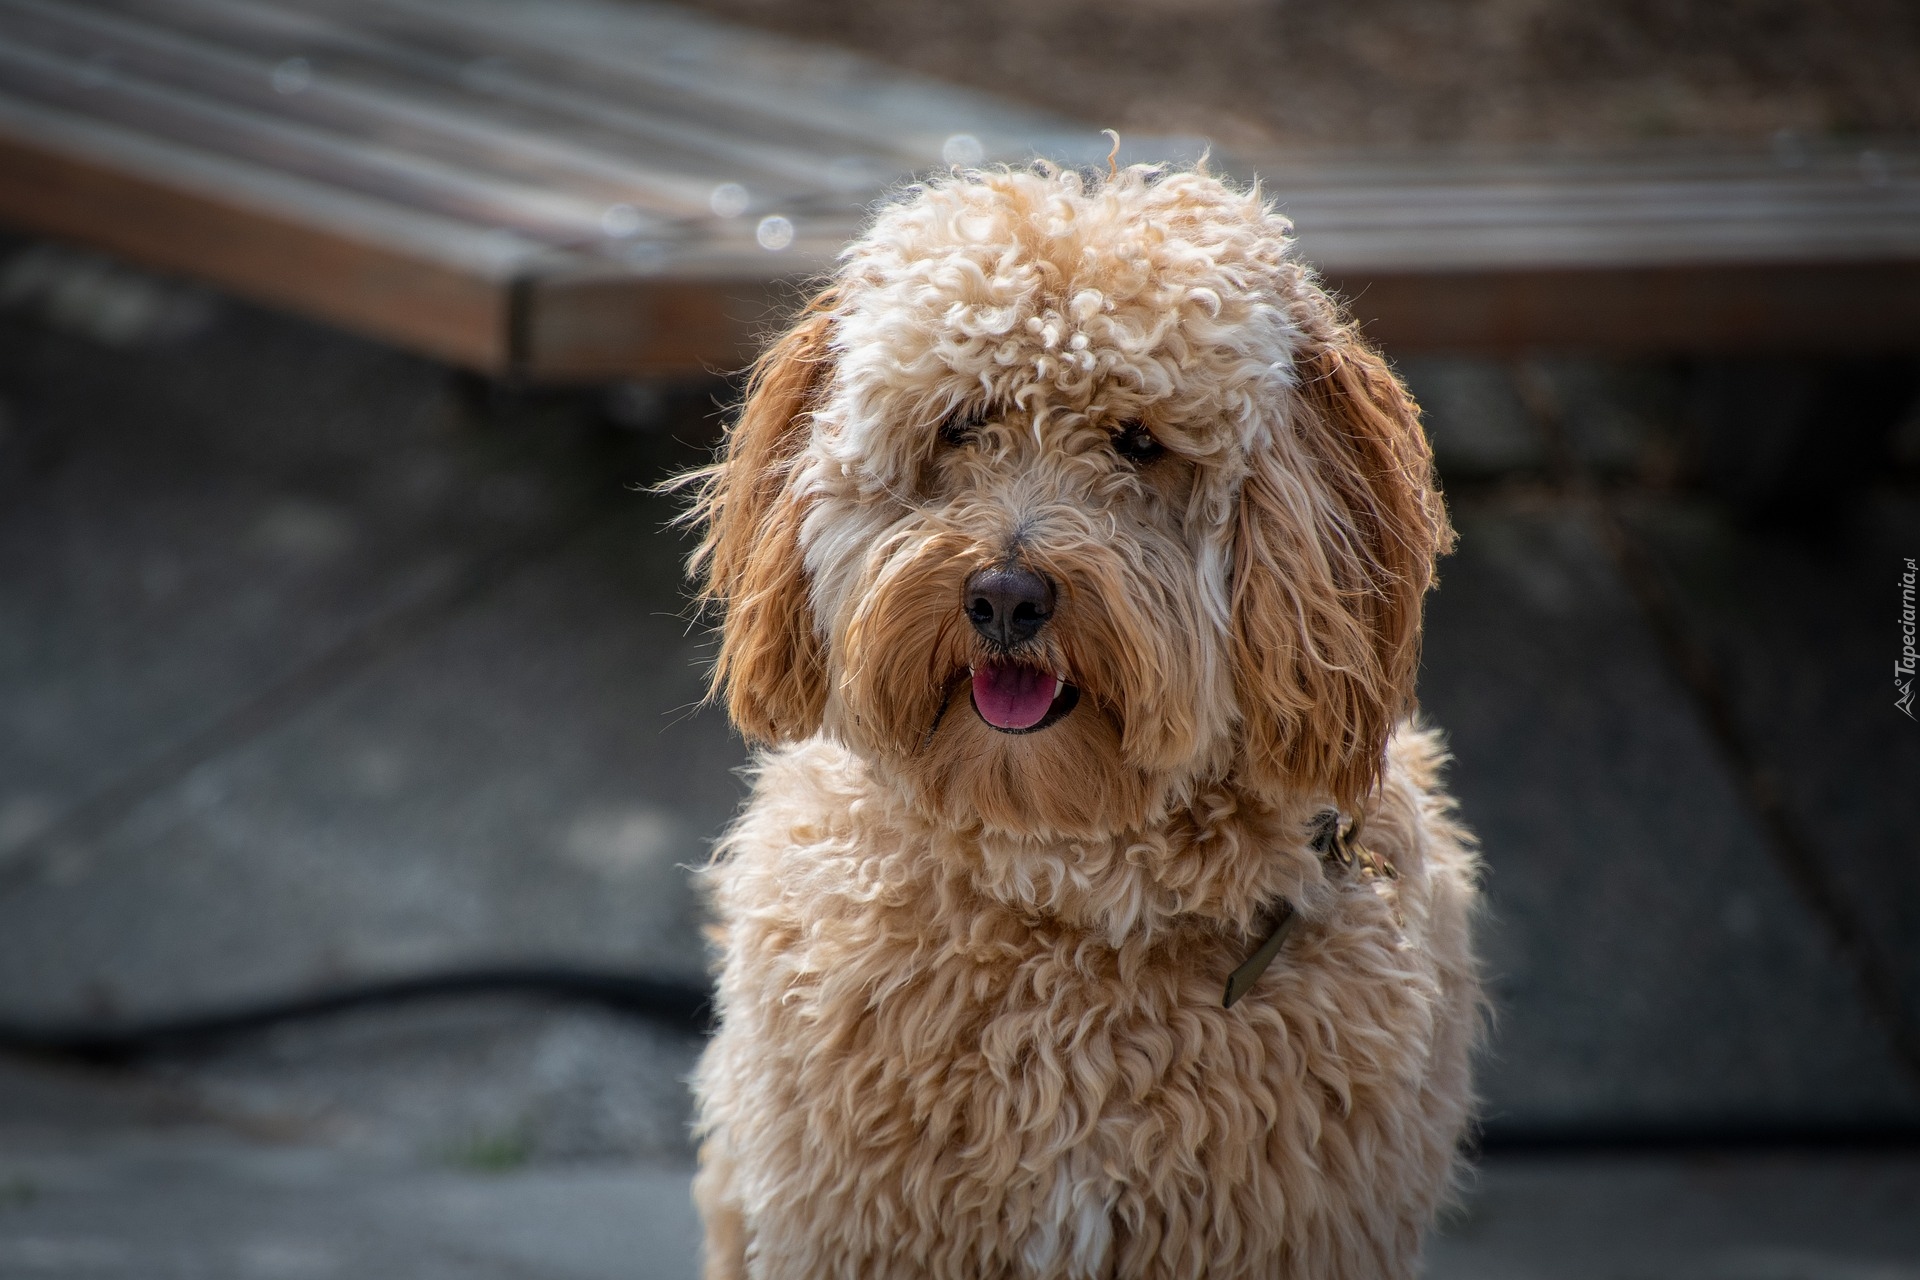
left=0, top=0, right=1917, bottom=1276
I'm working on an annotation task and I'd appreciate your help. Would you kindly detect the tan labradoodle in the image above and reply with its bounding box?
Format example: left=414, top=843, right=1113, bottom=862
left=682, top=162, right=1483, bottom=1279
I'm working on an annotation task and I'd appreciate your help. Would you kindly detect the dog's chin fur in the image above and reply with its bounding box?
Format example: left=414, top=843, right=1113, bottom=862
left=682, top=163, right=1482, bottom=1279
left=896, top=685, right=1162, bottom=839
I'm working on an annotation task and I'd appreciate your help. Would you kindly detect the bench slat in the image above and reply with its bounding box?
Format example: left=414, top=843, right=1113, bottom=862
left=0, top=42, right=647, bottom=245
left=2, top=0, right=750, bottom=214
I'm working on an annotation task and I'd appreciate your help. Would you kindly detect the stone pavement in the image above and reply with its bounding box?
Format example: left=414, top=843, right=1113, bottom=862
left=0, top=1049, right=705, bottom=1280
left=2, top=243, right=1918, bottom=1273
left=1408, top=355, right=1920, bottom=1136
left=4, top=1052, right=1918, bottom=1279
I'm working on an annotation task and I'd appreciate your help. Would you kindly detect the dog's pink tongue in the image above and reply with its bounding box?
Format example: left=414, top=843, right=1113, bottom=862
left=971, top=662, right=1057, bottom=730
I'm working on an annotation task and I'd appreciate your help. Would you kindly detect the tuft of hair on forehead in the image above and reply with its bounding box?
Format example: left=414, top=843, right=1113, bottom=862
left=843, top=162, right=1297, bottom=308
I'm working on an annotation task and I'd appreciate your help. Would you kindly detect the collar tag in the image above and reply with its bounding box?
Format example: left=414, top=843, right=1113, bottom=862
left=1222, top=905, right=1301, bottom=1008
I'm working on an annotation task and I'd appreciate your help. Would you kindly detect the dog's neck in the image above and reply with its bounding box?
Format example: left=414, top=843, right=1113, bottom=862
left=883, top=768, right=1341, bottom=948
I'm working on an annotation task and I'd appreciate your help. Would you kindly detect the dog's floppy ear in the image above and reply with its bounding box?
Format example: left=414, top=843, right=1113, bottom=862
left=1231, top=316, right=1453, bottom=808
left=687, top=290, right=836, bottom=744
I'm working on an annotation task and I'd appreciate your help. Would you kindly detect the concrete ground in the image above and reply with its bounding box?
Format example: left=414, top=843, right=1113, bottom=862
left=2, top=241, right=1917, bottom=1274
left=4, top=1051, right=1918, bottom=1279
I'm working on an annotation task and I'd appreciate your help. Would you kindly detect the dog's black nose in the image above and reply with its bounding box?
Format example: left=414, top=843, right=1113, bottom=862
left=964, top=565, right=1055, bottom=649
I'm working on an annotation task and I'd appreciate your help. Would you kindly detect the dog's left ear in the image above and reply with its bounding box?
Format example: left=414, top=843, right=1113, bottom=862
left=1230, top=317, right=1453, bottom=808
left=687, top=290, right=837, bottom=744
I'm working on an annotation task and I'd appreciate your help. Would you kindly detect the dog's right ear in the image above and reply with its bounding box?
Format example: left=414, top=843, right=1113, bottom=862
left=685, top=290, right=836, bottom=744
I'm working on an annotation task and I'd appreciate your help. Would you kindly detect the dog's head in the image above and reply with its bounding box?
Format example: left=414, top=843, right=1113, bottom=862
left=688, top=165, right=1450, bottom=838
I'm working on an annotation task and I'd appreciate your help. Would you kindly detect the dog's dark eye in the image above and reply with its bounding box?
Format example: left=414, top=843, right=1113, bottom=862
left=939, top=407, right=987, bottom=448
left=1111, top=421, right=1164, bottom=466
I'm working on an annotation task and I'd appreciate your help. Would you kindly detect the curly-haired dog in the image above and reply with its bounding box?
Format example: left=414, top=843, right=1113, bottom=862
left=684, top=163, right=1481, bottom=1279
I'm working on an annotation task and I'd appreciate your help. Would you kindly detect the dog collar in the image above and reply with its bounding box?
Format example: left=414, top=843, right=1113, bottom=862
left=1221, top=810, right=1398, bottom=1009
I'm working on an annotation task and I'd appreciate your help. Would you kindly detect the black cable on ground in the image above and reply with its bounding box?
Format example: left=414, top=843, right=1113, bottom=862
left=12, top=969, right=1920, bottom=1153
left=0, top=967, right=714, bottom=1065
left=1474, top=1119, right=1920, bottom=1155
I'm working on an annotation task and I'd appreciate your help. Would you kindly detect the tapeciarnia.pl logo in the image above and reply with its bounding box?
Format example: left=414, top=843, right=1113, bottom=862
left=1900, top=557, right=1917, bottom=720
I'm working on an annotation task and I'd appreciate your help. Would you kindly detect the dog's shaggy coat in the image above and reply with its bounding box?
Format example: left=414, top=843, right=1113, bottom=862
left=685, top=164, right=1482, bottom=1279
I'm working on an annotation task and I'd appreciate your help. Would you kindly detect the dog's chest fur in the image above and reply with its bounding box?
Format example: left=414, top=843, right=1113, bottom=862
left=694, top=730, right=1479, bottom=1280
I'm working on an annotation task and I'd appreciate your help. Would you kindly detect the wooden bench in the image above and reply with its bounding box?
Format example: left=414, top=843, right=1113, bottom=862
left=1271, top=145, right=1920, bottom=355
left=2, top=0, right=1915, bottom=378
left=0, top=0, right=1114, bottom=377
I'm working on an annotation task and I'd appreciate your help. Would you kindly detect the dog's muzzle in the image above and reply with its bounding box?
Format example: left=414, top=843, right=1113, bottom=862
left=962, top=565, right=1078, bottom=732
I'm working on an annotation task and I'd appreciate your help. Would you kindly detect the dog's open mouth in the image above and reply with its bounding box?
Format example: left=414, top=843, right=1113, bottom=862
left=969, top=660, right=1079, bottom=733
